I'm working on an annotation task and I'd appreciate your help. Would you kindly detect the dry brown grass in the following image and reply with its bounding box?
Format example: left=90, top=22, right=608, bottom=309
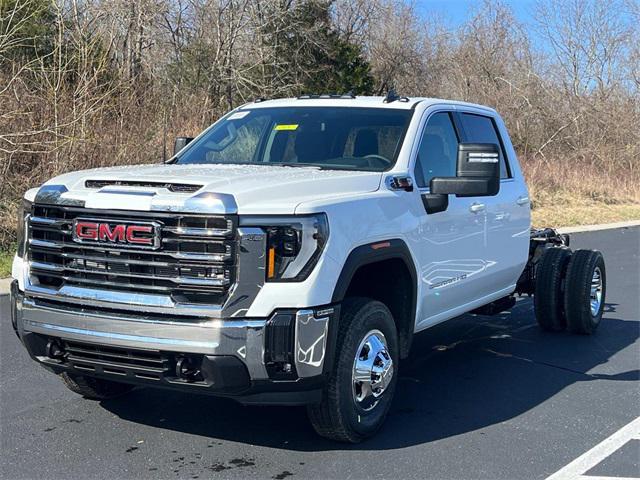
left=531, top=203, right=640, bottom=228
left=0, top=250, right=12, bottom=278
left=521, top=155, right=640, bottom=228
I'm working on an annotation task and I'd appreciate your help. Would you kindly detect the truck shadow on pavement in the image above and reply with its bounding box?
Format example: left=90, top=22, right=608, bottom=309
left=101, top=298, right=639, bottom=450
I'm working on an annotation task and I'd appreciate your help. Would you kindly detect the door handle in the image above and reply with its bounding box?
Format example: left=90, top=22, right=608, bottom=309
left=516, top=196, right=530, bottom=206
left=469, top=202, right=486, bottom=213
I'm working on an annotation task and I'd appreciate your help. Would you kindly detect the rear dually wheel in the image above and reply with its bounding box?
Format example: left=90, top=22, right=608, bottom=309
left=564, top=249, right=606, bottom=334
left=534, top=247, right=572, bottom=331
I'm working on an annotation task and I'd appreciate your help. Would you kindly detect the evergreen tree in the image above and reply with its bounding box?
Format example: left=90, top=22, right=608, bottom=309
left=259, top=0, right=373, bottom=96
left=0, top=0, right=55, bottom=62
left=294, top=0, right=373, bottom=95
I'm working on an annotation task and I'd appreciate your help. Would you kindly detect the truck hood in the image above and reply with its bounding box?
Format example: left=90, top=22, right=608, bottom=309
left=37, top=163, right=383, bottom=214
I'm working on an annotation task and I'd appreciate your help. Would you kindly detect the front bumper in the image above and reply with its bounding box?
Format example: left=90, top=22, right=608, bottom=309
left=11, top=282, right=337, bottom=405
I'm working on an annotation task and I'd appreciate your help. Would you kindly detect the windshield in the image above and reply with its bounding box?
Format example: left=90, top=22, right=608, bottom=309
left=174, top=107, right=413, bottom=172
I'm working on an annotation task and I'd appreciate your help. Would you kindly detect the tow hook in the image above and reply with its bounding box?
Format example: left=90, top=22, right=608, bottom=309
left=175, top=356, right=202, bottom=382
left=46, top=339, right=65, bottom=360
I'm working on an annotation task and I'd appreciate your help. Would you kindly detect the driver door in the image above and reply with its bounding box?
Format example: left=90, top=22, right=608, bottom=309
left=412, top=111, right=489, bottom=329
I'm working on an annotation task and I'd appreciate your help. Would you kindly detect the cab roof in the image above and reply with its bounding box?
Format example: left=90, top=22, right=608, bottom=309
left=239, top=96, right=497, bottom=114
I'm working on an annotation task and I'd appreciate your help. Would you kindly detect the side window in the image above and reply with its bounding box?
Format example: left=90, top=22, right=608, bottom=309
left=414, top=112, right=459, bottom=188
left=459, top=113, right=510, bottom=178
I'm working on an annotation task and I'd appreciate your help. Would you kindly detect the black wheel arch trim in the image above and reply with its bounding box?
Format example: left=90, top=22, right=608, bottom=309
left=331, top=238, right=418, bottom=358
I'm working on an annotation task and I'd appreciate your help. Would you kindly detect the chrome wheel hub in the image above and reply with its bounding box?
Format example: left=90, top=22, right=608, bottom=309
left=352, top=330, right=393, bottom=411
left=590, top=266, right=603, bottom=316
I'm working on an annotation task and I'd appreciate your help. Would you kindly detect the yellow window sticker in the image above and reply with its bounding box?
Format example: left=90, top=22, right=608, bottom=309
left=274, top=124, right=299, bottom=131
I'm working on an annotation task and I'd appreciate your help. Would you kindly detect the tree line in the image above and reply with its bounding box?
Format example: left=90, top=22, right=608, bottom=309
left=0, top=0, right=638, bottom=247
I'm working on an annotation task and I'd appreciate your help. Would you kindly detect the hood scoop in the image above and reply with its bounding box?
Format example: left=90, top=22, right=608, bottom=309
left=85, top=179, right=202, bottom=193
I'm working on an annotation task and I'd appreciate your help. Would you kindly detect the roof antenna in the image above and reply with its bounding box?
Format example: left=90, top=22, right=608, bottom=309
left=383, top=89, right=400, bottom=103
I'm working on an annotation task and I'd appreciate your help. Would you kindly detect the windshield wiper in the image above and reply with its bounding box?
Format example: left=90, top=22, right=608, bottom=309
left=268, top=162, right=371, bottom=171
left=266, top=163, right=325, bottom=169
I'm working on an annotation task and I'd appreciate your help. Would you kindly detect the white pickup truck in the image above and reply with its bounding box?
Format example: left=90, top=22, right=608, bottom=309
left=11, top=94, right=606, bottom=442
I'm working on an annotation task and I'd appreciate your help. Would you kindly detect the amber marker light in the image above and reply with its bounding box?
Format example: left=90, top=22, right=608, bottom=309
left=267, top=247, right=276, bottom=279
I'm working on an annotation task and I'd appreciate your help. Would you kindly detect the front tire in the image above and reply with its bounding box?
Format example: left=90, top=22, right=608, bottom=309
left=307, top=298, right=398, bottom=443
left=60, top=372, right=134, bottom=400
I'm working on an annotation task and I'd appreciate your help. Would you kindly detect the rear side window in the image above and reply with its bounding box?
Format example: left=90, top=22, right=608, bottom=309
left=459, top=113, right=510, bottom=178
left=414, top=112, right=459, bottom=188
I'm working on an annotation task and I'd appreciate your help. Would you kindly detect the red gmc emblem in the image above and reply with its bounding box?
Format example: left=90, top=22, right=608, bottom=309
left=72, top=219, right=160, bottom=249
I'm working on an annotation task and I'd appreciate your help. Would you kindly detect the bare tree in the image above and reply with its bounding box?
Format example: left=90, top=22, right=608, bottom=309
left=534, top=0, right=632, bottom=97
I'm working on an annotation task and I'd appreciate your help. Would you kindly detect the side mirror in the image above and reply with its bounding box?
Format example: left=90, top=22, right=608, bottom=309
left=431, top=143, right=500, bottom=197
left=422, top=143, right=500, bottom=214
left=174, top=136, right=194, bottom=156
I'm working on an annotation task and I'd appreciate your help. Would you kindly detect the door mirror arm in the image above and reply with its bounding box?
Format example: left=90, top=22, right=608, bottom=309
left=421, top=193, right=449, bottom=215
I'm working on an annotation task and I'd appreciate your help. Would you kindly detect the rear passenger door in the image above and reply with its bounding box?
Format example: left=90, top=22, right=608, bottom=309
left=457, top=111, right=530, bottom=295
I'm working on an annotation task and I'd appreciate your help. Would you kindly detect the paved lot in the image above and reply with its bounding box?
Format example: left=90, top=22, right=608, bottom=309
left=1, top=227, right=638, bottom=480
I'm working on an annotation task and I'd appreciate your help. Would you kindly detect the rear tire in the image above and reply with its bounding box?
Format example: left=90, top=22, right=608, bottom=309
left=564, top=250, right=606, bottom=335
left=534, top=247, right=572, bottom=331
left=60, top=372, right=134, bottom=400
left=307, top=297, right=398, bottom=443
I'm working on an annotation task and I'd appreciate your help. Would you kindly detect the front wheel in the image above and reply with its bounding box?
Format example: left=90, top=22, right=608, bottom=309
left=307, top=297, right=398, bottom=443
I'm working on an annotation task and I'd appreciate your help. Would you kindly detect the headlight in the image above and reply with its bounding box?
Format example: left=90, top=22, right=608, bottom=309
left=240, top=214, right=329, bottom=281
left=16, top=198, right=33, bottom=258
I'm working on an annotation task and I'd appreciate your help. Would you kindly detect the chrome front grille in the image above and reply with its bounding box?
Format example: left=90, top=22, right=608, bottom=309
left=27, top=205, right=237, bottom=306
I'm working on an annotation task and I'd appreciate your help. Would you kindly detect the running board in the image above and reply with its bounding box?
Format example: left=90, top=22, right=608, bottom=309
left=470, top=295, right=516, bottom=316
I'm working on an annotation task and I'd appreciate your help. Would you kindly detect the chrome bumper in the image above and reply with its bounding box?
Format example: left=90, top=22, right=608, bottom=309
left=13, top=289, right=332, bottom=382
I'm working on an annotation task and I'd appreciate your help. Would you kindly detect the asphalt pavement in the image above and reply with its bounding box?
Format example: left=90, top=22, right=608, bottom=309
left=1, top=226, right=638, bottom=480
